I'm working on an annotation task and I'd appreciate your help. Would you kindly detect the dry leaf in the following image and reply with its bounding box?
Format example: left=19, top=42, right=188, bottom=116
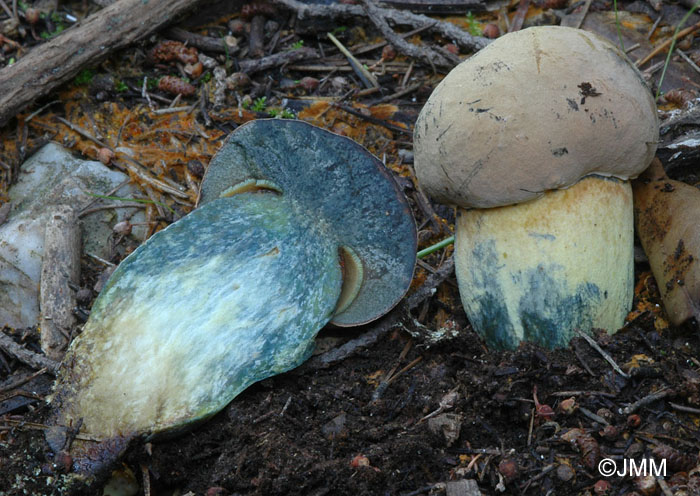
left=633, top=158, right=700, bottom=325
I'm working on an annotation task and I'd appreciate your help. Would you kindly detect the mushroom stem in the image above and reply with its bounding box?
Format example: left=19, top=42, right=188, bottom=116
left=455, top=176, right=634, bottom=349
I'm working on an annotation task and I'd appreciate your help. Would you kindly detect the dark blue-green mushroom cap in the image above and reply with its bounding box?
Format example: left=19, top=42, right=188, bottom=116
left=199, top=119, right=417, bottom=326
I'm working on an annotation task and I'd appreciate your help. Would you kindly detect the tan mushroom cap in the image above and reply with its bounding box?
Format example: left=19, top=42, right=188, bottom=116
left=414, top=26, right=659, bottom=209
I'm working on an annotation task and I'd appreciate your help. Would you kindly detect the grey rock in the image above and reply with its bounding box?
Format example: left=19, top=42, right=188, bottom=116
left=0, top=143, right=145, bottom=328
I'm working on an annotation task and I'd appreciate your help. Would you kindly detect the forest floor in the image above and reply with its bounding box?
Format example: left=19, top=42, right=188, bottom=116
left=1, top=0, right=700, bottom=494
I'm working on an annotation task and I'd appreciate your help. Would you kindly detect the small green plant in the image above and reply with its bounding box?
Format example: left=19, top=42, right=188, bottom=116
left=280, top=109, right=296, bottom=119
left=330, top=26, right=347, bottom=36
left=74, top=69, right=95, bottom=86
left=40, top=24, right=65, bottom=39
left=115, top=80, right=128, bottom=92
left=251, top=96, right=267, bottom=112
left=465, top=12, right=483, bottom=37
left=147, top=77, right=159, bottom=91
left=267, top=108, right=296, bottom=119
left=201, top=72, right=212, bottom=83
left=291, top=39, right=304, bottom=50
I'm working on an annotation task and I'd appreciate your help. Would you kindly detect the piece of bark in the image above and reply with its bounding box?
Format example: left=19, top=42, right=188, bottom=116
left=40, top=206, right=81, bottom=361
left=0, top=0, right=202, bottom=128
left=633, top=158, right=700, bottom=325
left=249, top=15, right=266, bottom=58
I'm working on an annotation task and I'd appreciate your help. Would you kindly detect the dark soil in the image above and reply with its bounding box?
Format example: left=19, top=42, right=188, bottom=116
left=3, top=307, right=700, bottom=495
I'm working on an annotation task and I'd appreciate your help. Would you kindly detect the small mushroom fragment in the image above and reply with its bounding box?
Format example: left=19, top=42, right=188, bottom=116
left=633, top=158, right=700, bottom=325
left=413, top=26, right=658, bottom=349
left=49, top=120, right=416, bottom=477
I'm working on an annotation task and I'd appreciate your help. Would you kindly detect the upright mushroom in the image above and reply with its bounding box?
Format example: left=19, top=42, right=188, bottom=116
left=49, top=120, right=416, bottom=477
left=413, top=26, right=658, bottom=349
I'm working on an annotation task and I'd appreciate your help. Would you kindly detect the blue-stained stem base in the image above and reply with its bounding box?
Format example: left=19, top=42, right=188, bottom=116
left=50, top=192, right=342, bottom=475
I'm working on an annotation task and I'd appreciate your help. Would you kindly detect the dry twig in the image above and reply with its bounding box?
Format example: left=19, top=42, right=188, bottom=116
left=359, top=0, right=459, bottom=70
left=575, top=329, right=630, bottom=378
left=623, top=388, right=673, bottom=415
left=273, top=0, right=489, bottom=54
left=238, top=47, right=319, bottom=74
left=636, top=20, right=700, bottom=67
left=0, top=332, right=59, bottom=374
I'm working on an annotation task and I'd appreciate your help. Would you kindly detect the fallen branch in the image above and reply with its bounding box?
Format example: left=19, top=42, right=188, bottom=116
left=273, top=0, right=489, bottom=54
left=0, top=0, right=202, bottom=128
left=359, top=0, right=459, bottom=70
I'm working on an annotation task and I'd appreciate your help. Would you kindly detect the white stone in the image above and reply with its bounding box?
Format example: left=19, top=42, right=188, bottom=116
left=0, top=143, right=145, bottom=328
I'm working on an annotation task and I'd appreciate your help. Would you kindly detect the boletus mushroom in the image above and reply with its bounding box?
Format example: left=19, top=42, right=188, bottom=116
left=413, top=26, right=658, bottom=349
left=49, top=119, right=416, bottom=476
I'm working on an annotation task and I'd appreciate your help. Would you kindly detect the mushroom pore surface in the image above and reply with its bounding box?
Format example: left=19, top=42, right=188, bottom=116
left=413, top=26, right=658, bottom=209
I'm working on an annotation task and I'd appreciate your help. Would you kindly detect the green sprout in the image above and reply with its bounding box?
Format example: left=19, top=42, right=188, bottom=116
left=330, top=26, right=347, bottom=36
left=115, top=80, right=128, bottom=92
left=251, top=97, right=267, bottom=112
left=465, top=12, right=483, bottom=37
left=74, top=69, right=95, bottom=86
left=40, top=24, right=65, bottom=39
left=201, top=72, right=212, bottom=83
left=291, top=39, right=304, bottom=50
left=280, top=109, right=296, bottom=119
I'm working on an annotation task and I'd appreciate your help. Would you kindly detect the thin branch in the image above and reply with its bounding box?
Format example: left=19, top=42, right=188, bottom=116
left=359, top=0, right=458, bottom=70
left=575, top=329, right=630, bottom=378
left=0, top=332, right=59, bottom=375
left=273, top=0, right=489, bottom=54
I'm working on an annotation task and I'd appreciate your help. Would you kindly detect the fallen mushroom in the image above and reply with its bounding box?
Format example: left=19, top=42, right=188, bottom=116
left=49, top=119, right=416, bottom=477
left=413, top=26, right=658, bottom=349
left=633, top=158, right=700, bottom=325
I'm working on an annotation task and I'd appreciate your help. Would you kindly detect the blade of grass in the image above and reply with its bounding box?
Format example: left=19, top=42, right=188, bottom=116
left=654, top=1, right=700, bottom=100
left=417, top=235, right=454, bottom=259
left=86, top=192, right=176, bottom=215
left=613, top=0, right=625, bottom=51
